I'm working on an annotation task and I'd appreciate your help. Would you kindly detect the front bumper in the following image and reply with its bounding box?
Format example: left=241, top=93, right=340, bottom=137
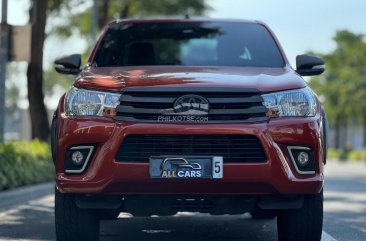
left=54, top=108, right=325, bottom=195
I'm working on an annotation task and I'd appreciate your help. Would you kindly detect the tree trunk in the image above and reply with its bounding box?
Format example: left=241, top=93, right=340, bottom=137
left=98, top=0, right=110, bottom=29
left=27, top=0, right=50, bottom=141
left=343, top=123, right=348, bottom=148
left=120, top=3, right=131, bottom=18
left=335, top=117, right=341, bottom=149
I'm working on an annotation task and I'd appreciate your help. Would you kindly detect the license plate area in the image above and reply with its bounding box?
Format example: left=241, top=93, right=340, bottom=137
left=150, top=156, right=223, bottom=179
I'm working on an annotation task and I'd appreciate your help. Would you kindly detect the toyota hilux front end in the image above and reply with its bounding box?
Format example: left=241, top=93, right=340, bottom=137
left=53, top=19, right=327, bottom=241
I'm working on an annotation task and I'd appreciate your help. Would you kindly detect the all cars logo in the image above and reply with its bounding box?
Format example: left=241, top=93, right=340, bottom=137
left=160, top=157, right=202, bottom=178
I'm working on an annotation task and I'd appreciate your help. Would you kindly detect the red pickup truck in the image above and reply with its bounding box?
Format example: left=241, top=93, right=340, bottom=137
left=52, top=18, right=327, bottom=241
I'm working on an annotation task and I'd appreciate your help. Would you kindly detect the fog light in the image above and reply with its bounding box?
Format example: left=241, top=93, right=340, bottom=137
left=71, top=151, right=84, bottom=165
left=65, top=145, right=94, bottom=174
left=297, top=152, right=309, bottom=166
left=287, top=146, right=315, bottom=175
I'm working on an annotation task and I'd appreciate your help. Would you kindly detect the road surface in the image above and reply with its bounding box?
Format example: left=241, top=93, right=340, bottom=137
left=0, top=161, right=365, bottom=241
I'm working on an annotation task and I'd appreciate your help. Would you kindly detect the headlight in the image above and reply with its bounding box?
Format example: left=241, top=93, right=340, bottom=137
left=65, top=87, right=120, bottom=116
left=261, top=87, right=317, bottom=117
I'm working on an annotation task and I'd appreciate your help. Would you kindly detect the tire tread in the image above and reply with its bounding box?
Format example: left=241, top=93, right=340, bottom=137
left=55, top=188, right=100, bottom=241
left=277, top=190, right=323, bottom=241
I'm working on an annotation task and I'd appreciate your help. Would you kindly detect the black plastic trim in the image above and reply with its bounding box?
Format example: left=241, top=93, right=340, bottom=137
left=258, top=195, right=304, bottom=209
left=116, top=134, right=266, bottom=163
left=209, top=106, right=266, bottom=115
left=75, top=195, right=122, bottom=209
left=121, top=195, right=303, bottom=216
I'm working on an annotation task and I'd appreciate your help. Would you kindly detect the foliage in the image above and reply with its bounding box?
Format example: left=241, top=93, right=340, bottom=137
left=347, top=150, right=366, bottom=161
left=44, top=67, right=74, bottom=97
left=327, top=149, right=342, bottom=159
left=53, top=0, right=211, bottom=43
left=0, top=140, right=54, bottom=190
left=328, top=148, right=366, bottom=162
left=310, top=31, right=366, bottom=126
left=309, top=30, right=366, bottom=147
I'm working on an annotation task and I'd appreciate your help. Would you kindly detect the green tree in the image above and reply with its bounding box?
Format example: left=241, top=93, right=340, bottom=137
left=309, top=30, right=366, bottom=148
left=53, top=0, right=210, bottom=42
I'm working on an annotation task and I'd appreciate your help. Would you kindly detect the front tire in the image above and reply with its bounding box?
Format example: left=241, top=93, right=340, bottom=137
left=277, top=190, right=323, bottom=241
left=55, top=188, right=100, bottom=241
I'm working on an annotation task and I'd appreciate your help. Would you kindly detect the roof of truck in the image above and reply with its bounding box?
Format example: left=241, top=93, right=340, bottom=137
left=107, top=17, right=260, bottom=26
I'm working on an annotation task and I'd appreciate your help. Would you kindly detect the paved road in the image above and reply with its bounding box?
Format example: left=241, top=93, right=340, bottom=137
left=0, top=161, right=365, bottom=241
left=322, top=161, right=366, bottom=241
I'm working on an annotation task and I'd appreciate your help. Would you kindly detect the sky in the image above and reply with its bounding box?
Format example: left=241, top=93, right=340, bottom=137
left=2, top=0, right=366, bottom=108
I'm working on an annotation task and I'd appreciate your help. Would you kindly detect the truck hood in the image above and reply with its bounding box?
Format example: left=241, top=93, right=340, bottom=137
left=74, top=66, right=306, bottom=93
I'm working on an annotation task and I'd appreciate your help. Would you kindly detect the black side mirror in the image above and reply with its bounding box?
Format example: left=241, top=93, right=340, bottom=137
left=54, top=54, right=82, bottom=75
left=296, top=54, right=325, bottom=76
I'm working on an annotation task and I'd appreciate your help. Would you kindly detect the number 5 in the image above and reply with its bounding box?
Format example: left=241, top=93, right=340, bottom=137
left=212, top=157, right=223, bottom=178
left=214, top=161, right=221, bottom=173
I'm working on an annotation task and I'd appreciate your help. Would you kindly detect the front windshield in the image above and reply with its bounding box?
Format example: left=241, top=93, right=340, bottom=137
left=93, top=21, right=284, bottom=68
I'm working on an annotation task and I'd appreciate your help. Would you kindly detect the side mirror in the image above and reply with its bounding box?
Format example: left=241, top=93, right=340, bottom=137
left=296, top=54, right=325, bottom=76
left=54, top=54, right=82, bottom=75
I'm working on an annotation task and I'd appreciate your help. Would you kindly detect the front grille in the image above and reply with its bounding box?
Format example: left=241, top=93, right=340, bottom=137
left=115, top=135, right=266, bottom=163
left=114, top=86, right=269, bottom=123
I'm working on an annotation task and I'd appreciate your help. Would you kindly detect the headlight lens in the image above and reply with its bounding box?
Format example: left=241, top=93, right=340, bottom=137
left=65, top=87, right=120, bottom=116
left=261, top=87, right=317, bottom=117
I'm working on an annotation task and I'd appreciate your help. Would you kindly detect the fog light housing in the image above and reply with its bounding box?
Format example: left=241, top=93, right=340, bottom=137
left=65, top=146, right=95, bottom=174
left=287, top=146, right=315, bottom=174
